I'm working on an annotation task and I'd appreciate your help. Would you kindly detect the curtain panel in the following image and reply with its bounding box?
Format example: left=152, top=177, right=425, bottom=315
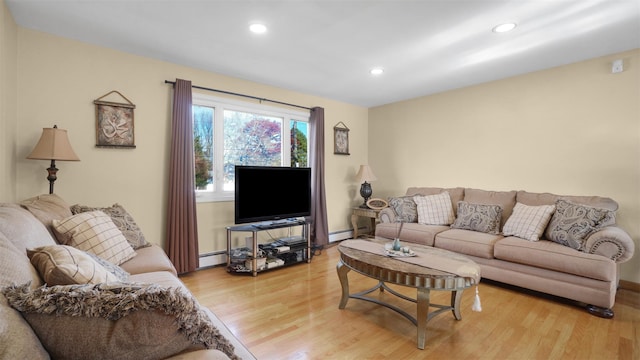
left=309, top=107, right=329, bottom=247
left=166, top=79, right=199, bottom=274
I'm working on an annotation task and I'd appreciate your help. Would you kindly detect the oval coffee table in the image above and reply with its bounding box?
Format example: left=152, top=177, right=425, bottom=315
left=337, top=237, right=480, bottom=349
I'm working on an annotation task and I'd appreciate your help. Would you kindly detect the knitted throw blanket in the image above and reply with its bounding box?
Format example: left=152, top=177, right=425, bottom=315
left=2, top=282, right=240, bottom=360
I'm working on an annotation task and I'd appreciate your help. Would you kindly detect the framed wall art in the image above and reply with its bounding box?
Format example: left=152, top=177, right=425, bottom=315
left=333, top=121, right=350, bottom=155
left=94, top=90, right=136, bottom=148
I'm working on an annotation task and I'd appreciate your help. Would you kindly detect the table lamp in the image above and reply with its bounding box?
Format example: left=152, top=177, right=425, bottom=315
left=27, top=125, right=80, bottom=194
left=355, top=165, right=377, bottom=208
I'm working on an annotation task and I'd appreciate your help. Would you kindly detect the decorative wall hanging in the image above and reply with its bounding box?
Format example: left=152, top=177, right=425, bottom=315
left=94, top=90, right=136, bottom=148
left=333, top=121, right=350, bottom=155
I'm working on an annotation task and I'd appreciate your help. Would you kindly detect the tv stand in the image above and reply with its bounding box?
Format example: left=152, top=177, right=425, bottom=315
left=226, top=220, right=311, bottom=276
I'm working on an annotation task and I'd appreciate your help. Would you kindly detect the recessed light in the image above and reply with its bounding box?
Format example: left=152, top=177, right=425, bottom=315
left=249, top=23, right=267, bottom=34
left=370, top=67, right=384, bottom=75
left=492, top=23, right=517, bottom=33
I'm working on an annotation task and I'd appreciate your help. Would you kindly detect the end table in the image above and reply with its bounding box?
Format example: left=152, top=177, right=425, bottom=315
left=351, top=207, right=381, bottom=238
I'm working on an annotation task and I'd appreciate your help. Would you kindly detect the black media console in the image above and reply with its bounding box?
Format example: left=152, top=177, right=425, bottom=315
left=226, top=219, right=311, bottom=276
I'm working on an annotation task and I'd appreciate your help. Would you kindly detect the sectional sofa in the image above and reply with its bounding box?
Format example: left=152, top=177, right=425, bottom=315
left=0, top=194, right=256, bottom=359
left=375, top=187, right=635, bottom=318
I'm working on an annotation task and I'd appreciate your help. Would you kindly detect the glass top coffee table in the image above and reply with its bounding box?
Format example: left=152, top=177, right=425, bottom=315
left=337, top=237, right=480, bottom=349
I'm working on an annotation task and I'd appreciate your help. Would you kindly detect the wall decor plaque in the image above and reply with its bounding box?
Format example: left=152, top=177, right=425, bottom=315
left=94, top=90, right=136, bottom=148
left=333, top=121, right=350, bottom=155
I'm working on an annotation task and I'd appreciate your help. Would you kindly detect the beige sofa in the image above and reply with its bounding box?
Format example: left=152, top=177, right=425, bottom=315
left=0, top=194, right=256, bottom=360
left=375, top=187, right=635, bottom=318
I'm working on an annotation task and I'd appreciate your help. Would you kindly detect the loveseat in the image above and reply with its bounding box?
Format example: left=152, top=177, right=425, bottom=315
left=375, top=187, right=635, bottom=318
left=0, top=194, right=256, bottom=360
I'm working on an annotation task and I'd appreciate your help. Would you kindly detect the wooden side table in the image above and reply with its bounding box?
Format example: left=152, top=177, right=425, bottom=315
left=351, top=207, right=380, bottom=238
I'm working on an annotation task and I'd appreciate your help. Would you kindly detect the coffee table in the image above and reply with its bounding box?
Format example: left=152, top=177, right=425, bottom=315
left=337, top=237, right=480, bottom=349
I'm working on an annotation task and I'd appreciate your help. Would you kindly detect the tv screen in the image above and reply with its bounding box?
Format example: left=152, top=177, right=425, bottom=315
left=234, top=166, right=312, bottom=224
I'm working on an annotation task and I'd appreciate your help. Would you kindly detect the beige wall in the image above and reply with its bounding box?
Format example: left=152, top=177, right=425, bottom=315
left=0, top=0, right=17, bottom=202
left=10, top=28, right=368, bottom=254
left=369, top=49, right=640, bottom=283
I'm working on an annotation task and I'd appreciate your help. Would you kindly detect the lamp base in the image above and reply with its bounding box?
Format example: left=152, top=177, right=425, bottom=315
left=46, top=159, right=58, bottom=194
left=359, top=181, right=372, bottom=208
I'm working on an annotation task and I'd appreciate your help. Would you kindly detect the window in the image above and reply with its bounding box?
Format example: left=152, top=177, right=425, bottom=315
left=193, top=93, right=310, bottom=202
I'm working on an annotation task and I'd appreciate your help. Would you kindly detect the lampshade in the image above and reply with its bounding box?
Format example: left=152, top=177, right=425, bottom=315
left=27, top=126, right=80, bottom=161
left=355, top=165, right=377, bottom=183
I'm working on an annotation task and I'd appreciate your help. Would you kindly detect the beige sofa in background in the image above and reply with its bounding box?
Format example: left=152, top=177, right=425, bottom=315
left=375, top=187, right=635, bottom=318
left=0, top=194, right=256, bottom=360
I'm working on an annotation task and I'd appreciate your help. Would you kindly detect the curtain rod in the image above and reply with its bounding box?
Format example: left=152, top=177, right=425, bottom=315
left=164, top=80, right=311, bottom=111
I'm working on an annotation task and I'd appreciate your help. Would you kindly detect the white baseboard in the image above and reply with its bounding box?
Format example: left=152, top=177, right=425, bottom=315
left=329, top=229, right=355, bottom=243
left=198, top=251, right=226, bottom=268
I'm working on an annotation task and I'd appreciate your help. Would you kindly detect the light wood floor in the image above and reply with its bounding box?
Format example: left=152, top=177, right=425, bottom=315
left=180, top=244, right=639, bottom=360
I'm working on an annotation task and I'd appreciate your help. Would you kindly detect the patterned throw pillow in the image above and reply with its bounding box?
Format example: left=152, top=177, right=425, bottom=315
left=388, top=196, right=418, bottom=223
left=27, top=245, right=119, bottom=285
left=84, top=252, right=130, bottom=282
left=52, top=211, right=136, bottom=265
left=71, top=204, right=150, bottom=249
left=1, top=283, right=239, bottom=360
left=413, top=191, right=455, bottom=225
left=545, top=199, right=616, bottom=251
left=503, top=203, right=556, bottom=241
left=451, top=201, right=503, bottom=234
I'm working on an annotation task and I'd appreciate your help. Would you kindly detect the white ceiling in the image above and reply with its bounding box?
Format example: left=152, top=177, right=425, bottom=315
left=7, top=0, right=640, bottom=107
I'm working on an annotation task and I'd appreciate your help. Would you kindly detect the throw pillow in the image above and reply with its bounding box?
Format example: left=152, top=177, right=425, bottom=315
left=19, top=194, right=74, bottom=244
left=27, top=245, right=119, bottom=285
left=71, top=203, right=151, bottom=249
left=84, top=251, right=130, bottom=282
left=1, top=283, right=240, bottom=360
left=52, top=211, right=136, bottom=265
left=503, top=202, right=556, bottom=241
left=413, top=191, right=455, bottom=225
left=388, top=196, right=418, bottom=223
left=451, top=201, right=503, bottom=234
left=545, top=199, right=616, bottom=251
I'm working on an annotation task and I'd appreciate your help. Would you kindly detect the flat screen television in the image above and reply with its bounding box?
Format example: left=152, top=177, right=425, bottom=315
left=234, top=165, right=312, bottom=225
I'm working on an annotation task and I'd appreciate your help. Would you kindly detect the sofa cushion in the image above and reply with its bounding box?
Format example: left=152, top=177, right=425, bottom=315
left=516, top=190, right=618, bottom=211
left=2, top=282, right=240, bottom=360
left=71, top=203, right=151, bottom=249
left=434, top=228, right=503, bottom=259
left=0, top=203, right=57, bottom=253
left=0, top=296, right=49, bottom=360
left=494, top=237, right=616, bottom=281
left=503, top=202, right=556, bottom=241
left=451, top=201, right=502, bottom=235
left=375, top=222, right=449, bottom=247
left=406, top=187, right=465, bottom=213
left=545, top=199, right=616, bottom=251
left=387, top=196, right=418, bottom=223
left=120, top=244, right=178, bottom=276
left=463, top=188, right=516, bottom=229
left=414, top=191, right=455, bottom=225
left=52, top=211, right=136, bottom=265
left=0, top=232, right=49, bottom=359
left=28, top=245, right=120, bottom=285
left=20, top=193, right=73, bottom=244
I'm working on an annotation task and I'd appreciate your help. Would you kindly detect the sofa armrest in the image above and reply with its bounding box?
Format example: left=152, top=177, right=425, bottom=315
left=584, top=226, right=635, bottom=263
left=379, top=208, right=397, bottom=223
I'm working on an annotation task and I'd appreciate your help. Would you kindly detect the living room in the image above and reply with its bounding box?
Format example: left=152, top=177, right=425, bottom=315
left=0, top=1, right=638, bottom=358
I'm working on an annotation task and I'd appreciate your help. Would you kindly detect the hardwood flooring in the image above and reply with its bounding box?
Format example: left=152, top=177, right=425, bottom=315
left=180, top=244, right=640, bottom=360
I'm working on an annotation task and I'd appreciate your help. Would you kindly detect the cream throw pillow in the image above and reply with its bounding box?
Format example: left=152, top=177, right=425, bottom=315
left=414, top=191, right=455, bottom=225
left=503, top=202, right=556, bottom=241
left=52, top=211, right=136, bottom=265
left=28, top=245, right=119, bottom=285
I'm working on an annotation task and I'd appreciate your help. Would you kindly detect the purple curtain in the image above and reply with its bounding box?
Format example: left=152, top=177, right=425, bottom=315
left=309, top=107, right=329, bottom=247
left=167, top=79, right=199, bottom=274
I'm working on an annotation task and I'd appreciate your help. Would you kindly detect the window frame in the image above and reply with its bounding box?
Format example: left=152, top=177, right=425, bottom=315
left=192, top=92, right=310, bottom=203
